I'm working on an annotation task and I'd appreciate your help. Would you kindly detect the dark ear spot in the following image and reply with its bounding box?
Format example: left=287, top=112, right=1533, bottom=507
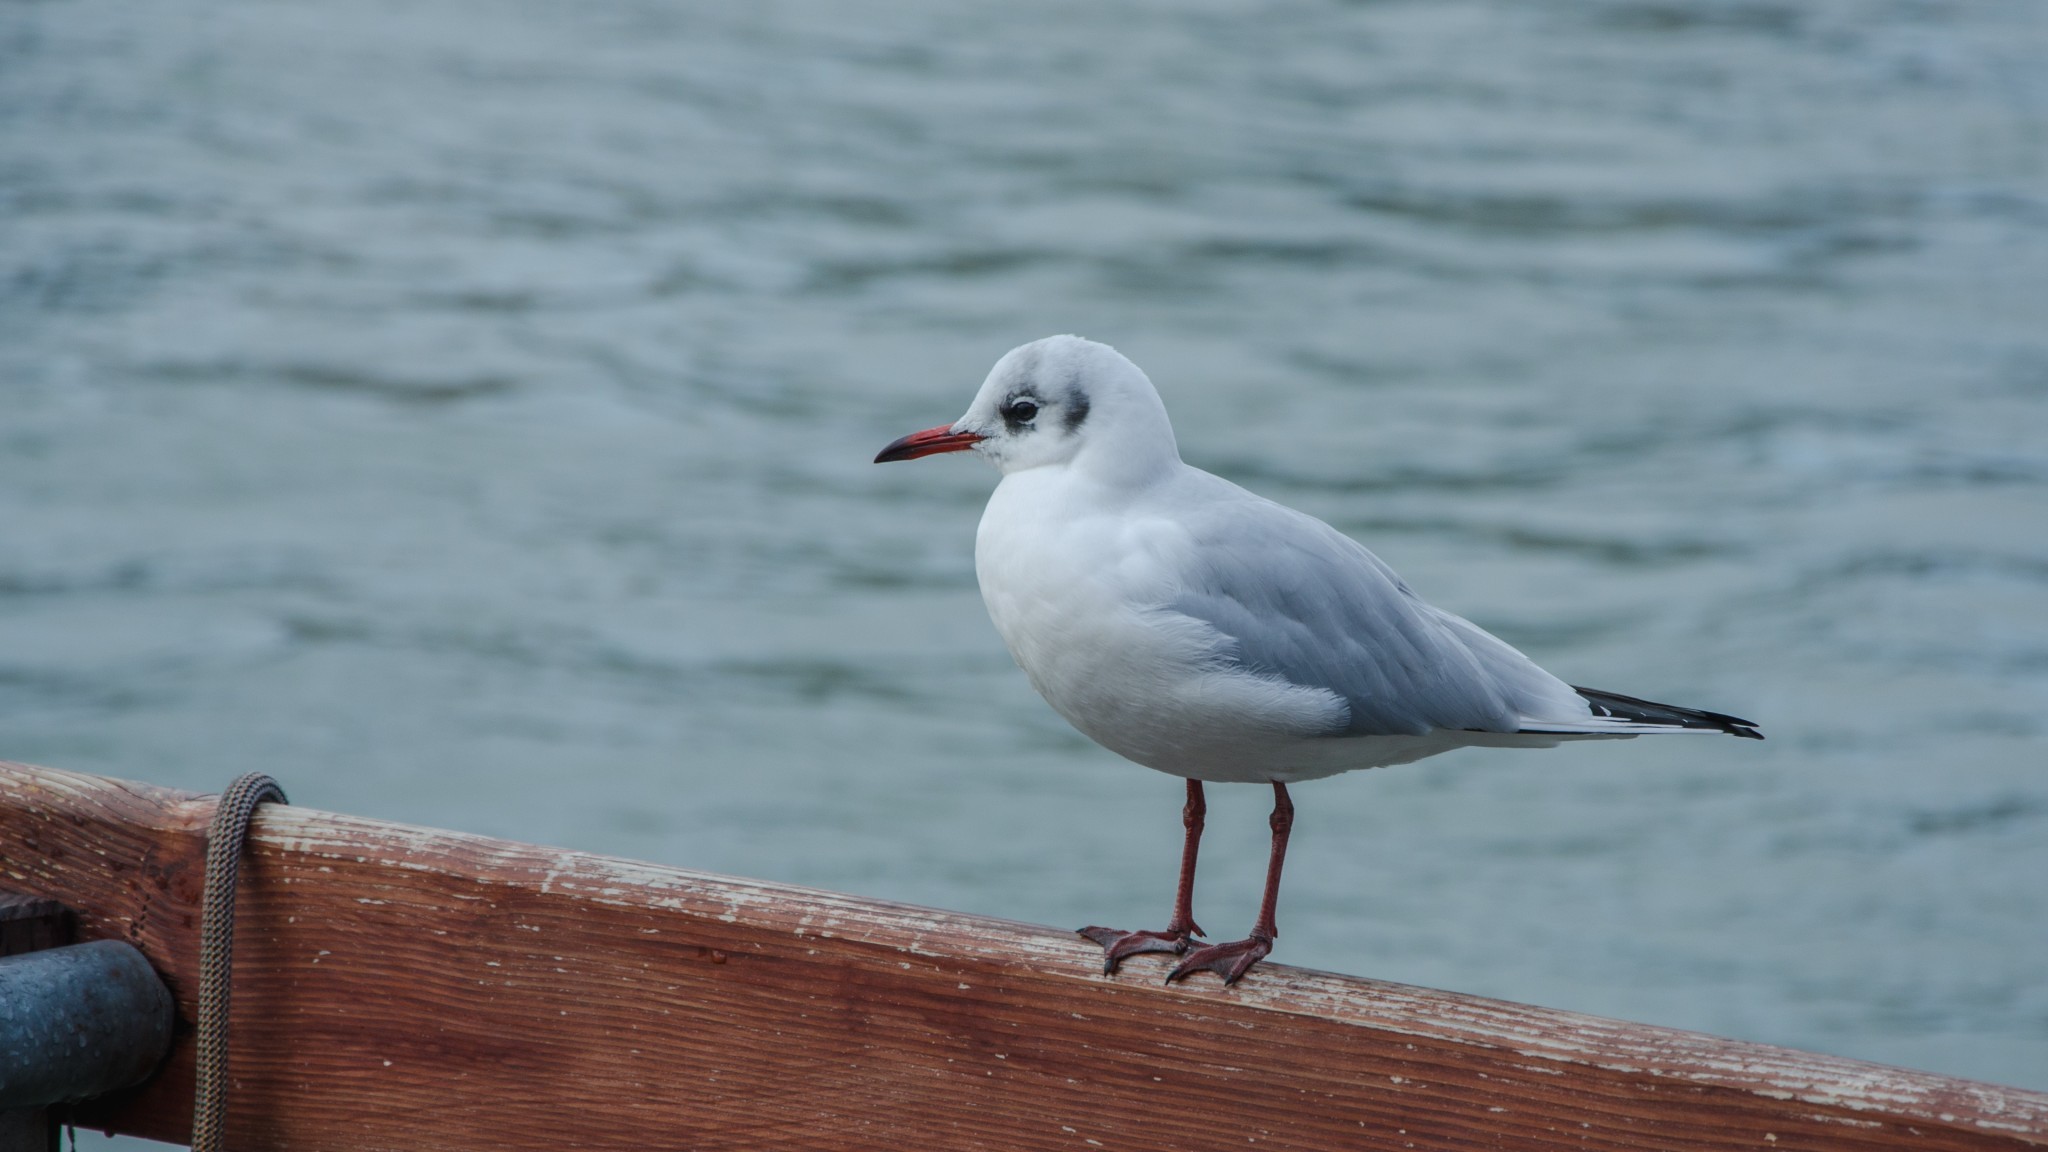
left=1063, top=390, right=1090, bottom=433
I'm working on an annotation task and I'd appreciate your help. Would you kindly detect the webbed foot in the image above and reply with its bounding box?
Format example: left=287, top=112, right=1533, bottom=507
left=1164, top=933, right=1272, bottom=986
left=1078, top=923, right=1204, bottom=975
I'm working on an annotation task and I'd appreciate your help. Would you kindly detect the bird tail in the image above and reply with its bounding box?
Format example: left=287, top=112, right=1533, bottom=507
left=1517, top=687, right=1763, bottom=740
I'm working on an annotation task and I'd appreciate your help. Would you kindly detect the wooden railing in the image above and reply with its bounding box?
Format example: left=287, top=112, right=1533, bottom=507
left=3, top=760, right=2044, bottom=1151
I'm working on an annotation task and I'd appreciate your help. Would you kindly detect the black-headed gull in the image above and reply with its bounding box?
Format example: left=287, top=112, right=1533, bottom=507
left=876, top=335, right=1760, bottom=985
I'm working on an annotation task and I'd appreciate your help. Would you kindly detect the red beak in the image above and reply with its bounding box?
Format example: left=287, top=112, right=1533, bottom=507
left=874, top=424, right=985, bottom=463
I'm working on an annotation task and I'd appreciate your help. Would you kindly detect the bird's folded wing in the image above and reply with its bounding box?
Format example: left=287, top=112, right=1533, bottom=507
left=1162, top=496, right=1588, bottom=738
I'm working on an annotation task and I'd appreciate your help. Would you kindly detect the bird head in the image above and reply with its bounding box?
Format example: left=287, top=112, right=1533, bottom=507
left=875, top=335, right=1179, bottom=481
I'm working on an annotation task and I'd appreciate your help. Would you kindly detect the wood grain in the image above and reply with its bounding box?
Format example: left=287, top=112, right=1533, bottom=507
left=3, top=760, right=2044, bottom=1151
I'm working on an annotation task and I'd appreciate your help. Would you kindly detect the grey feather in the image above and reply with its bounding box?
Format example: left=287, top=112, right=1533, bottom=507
left=1164, top=488, right=1575, bottom=737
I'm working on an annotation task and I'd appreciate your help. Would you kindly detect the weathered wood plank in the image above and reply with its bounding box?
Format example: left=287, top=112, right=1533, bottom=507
left=2, top=760, right=2043, bottom=1151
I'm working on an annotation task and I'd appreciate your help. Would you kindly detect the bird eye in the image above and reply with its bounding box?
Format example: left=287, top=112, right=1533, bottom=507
left=1005, top=399, right=1039, bottom=422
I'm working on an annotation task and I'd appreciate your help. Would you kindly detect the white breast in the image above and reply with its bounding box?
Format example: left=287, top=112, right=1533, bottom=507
left=974, top=468, right=1353, bottom=782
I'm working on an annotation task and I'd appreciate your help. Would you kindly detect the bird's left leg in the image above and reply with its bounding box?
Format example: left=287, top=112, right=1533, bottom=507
left=1079, top=779, right=1207, bottom=974
left=1167, top=781, right=1292, bottom=986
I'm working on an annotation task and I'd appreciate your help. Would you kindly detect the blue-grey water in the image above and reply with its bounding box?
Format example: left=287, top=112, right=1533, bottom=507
left=5, top=0, right=2046, bottom=1123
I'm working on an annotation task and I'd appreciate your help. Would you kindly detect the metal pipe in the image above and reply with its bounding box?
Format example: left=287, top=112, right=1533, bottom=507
left=0, top=941, right=174, bottom=1110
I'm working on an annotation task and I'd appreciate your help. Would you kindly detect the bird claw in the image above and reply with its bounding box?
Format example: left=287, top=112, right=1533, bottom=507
left=1165, top=934, right=1272, bottom=986
left=1078, top=925, right=1203, bottom=975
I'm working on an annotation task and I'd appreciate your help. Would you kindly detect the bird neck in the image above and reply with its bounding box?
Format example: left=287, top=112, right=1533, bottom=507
left=1069, top=429, right=1180, bottom=490
left=1070, top=384, right=1182, bottom=489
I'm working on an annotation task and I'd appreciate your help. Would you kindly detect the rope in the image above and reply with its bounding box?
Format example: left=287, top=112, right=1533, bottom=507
left=192, top=773, right=288, bottom=1152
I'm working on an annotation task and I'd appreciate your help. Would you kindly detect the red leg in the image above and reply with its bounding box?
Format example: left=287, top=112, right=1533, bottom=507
left=1168, top=782, right=1292, bottom=986
left=1079, top=780, right=1207, bottom=974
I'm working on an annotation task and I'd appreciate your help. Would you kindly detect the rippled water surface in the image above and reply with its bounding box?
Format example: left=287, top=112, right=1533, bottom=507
left=5, top=0, right=2047, bottom=1108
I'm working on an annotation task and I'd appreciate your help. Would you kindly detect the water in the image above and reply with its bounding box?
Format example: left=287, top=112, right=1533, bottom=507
left=4, top=0, right=2046, bottom=1120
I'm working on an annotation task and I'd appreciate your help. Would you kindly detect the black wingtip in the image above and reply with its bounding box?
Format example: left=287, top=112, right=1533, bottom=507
left=1573, top=686, right=1764, bottom=740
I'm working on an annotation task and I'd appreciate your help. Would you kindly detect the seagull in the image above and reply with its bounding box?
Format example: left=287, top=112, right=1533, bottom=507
left=875, top=335, right=1761, bottom=985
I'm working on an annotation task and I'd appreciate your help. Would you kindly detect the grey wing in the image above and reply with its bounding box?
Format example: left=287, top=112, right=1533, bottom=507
left=1166, top=497, right=1584, bottom=737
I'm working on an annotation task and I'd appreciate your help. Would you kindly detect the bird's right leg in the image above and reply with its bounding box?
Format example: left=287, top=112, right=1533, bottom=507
left=1079, top=779, right=1207, bottom=974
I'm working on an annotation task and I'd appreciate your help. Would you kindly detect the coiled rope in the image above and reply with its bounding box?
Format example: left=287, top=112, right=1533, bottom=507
left=192, top=773, right=288, bottom=1152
